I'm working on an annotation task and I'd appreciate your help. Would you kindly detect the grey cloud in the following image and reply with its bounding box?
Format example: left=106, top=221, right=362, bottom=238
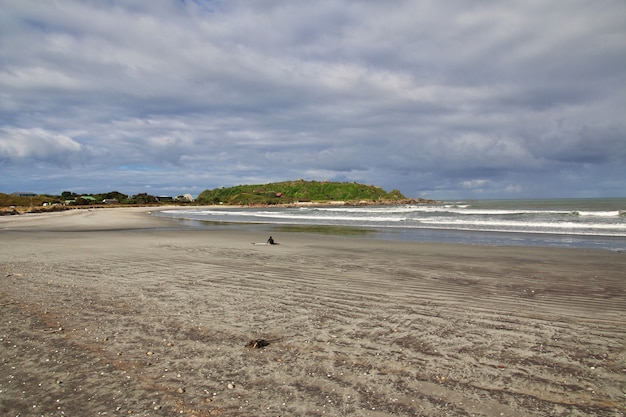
left=0, top=0, right=624, bottom=198
left=532, top=125, right=626, bottom=165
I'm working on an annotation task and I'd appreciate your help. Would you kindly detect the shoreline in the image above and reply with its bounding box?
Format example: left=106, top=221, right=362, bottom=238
left=154, top=206, right=626, bottom=252
left=1, top=208, right=625, bottom=416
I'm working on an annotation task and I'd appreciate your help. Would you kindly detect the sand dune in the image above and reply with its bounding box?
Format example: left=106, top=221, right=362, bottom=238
left=1, top=208, right=625, bottom=416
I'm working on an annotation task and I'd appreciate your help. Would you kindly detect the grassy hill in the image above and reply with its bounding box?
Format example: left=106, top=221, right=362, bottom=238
left=196, top=180, right=406, bottom=205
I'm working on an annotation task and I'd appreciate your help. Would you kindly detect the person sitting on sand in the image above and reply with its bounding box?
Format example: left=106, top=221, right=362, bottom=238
left=267, top=236, right=275, bottom=245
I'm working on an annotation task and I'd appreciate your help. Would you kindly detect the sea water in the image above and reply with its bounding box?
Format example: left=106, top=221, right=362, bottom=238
left=156, top=198, right=626, bottom=251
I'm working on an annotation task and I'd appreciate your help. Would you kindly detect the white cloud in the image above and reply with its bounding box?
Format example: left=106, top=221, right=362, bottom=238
left=0, top=128, right=83, bottom=164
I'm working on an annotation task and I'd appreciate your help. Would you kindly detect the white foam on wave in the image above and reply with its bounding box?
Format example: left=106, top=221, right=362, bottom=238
left=577, top=210, right=622, bottom=217
left=254, top=212, right=406, bottom=222
left=165, top=208, right=406, bottom=223
left=310, top=205, right=423, bottom=214
left=419, top=218, right=626, bottom=233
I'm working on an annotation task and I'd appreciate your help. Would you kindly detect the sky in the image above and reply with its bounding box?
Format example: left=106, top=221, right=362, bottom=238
left=1, top=1, right=625, bottom=200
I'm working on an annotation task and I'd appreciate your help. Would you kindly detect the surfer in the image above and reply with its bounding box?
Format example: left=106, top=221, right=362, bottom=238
left=267, top=236, right=275, bottom=245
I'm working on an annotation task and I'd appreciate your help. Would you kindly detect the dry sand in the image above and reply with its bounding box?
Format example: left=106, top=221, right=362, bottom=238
left=1, top=208, right=625, bottom=417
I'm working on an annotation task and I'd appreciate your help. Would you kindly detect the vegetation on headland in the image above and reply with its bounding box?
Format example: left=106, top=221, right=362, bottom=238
left=1, top=180, right=438, bottom=215
left=196, top=179, right=434, bottom=206
left=0, top=191, right=194, bottom=215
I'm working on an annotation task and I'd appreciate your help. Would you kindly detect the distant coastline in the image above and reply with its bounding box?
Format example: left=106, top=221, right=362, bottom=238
left=0, top=199, right=442, bottom=217
left=1, top=179, right=442, bottom=216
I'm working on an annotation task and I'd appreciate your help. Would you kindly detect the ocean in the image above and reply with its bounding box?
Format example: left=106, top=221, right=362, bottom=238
left=156, top=198, right=626, bottom=251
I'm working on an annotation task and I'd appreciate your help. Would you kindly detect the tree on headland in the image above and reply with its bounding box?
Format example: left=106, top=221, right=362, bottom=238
left=129, top=193, right=158, bottom=204
left=61, top=191, right=78, bottom=199
left=101, top=191, right=129, bottom=202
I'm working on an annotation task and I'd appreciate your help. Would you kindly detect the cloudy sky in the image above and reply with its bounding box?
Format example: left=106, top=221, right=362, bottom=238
left=1, top=0, right=625, bottom=200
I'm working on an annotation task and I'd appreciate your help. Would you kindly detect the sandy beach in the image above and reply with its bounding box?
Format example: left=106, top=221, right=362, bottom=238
left=1, top=208, right=625, bottom=417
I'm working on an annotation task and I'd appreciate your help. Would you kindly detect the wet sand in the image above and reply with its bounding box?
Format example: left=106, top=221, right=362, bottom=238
left=1, top=208, right=625, bottom=416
